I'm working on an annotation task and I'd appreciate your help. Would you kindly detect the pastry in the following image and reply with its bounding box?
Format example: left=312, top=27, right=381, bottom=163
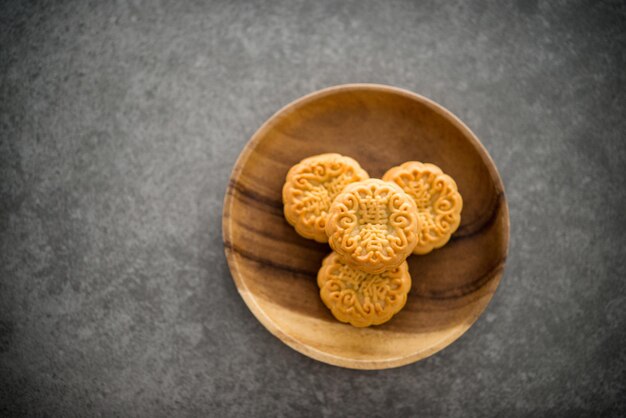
left=325, top=179, right=419, bottom=273
left=282, top=153, right=369, bottom=242
left=383, top=161, right=463, bottom=255
left=318, top=252, right=411, bottom=327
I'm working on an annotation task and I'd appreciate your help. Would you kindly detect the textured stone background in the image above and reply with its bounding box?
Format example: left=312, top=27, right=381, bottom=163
left=1, top=0, right=625, bottom=416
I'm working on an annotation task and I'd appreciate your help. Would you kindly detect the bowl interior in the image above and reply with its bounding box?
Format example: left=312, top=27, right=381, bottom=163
left=223, top=85, right=508, bottom=369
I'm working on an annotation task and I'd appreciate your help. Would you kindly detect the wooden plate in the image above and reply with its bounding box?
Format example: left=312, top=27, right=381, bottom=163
left=222, top=84, right=509, bottom=369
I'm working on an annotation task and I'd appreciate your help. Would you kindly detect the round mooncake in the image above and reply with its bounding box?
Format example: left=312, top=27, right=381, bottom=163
left=383, top=161, right=463, bottom=255
left=325, top=179, right=419, bottom=273
left=317, top=252, right=411, bottom=327
left=283, top=154, right=369, bottom=243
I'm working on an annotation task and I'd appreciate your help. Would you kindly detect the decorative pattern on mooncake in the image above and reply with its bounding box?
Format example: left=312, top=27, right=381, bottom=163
left=325, top=179, right=419, bottom=274
left=283, top=154, right=369, bottom=243
left=383, top=161, right=463, bottom=255
left=318, top=252, right=411, bottom=327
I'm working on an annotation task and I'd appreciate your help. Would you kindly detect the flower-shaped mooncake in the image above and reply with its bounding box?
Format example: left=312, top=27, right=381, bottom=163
left=283, top=153, right=369, bottom=243
left=383, top=162, right=463, bottom=255
left=318, top=252, right=411, bottom=327
left=325, top=179, right=419, bottom=273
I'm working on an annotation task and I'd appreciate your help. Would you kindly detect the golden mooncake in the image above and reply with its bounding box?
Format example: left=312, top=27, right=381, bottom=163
left=283, top=153, right=369, bottom=242
left=383, top=161, right=463, bottom=255
left=325, top=179, right=419, bottom=273
left=318, top=252, right=411, bottom=327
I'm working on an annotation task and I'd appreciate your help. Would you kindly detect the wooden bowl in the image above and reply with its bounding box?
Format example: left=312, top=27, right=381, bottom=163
left=222, top=84, right=509, bottom=369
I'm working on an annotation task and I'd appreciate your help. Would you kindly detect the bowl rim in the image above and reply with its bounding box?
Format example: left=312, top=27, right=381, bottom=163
left=222, top=83, right=510, bottom=370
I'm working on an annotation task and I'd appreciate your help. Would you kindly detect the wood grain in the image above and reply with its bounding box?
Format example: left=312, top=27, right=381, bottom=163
left=222, top=84, right=509, bottom=369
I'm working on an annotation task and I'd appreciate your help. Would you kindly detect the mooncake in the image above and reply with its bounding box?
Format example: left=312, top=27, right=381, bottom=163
left=282, top=154, right=369, bottom=243
left=325, top=179, right=419, bottom=273
left=383, top=161, right=463, bottom=255
left=318, top=252, right=411, bottom=327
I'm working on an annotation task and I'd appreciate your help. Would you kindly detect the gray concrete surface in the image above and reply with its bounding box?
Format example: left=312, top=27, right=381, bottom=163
left=1, top=0, right=625, bottom=416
